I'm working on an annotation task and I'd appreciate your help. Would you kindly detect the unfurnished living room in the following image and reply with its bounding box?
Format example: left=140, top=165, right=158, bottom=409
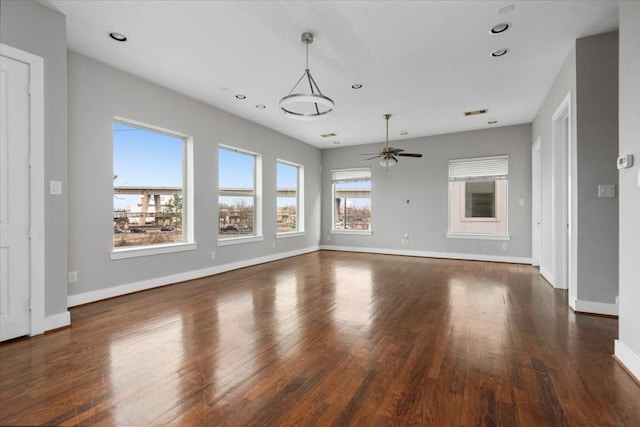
left=1, top=1, right=639, bottom=426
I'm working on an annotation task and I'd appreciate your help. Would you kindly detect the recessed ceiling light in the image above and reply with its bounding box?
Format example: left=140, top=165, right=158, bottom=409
left=320, top=132, right=337, bottom=138
left=400, top=131, right=408, bottom=136
left=333, top=141, right=341, bottom=145
left=488, top=119, right=498, bottom=124
left=351, top=83, right=363, bottom=89
left=109, top=32, right=127, bottom=42
left=235, top=94, right=246, bottom=99
left=256, top=104, right=266, bottom=109
left=491, top=48, right=509, bottom=57
left=490, top=23, right=510, bottom=34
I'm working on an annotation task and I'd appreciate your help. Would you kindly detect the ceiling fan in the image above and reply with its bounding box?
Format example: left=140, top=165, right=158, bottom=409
left=362, top=114, right=423, bottom=168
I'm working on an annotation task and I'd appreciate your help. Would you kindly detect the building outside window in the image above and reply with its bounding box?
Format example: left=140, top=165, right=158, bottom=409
left=218, top=146, right=260, bottom=238
left=113, top=119, right=191, bottom=249
left=331, top=168, right=372, bottom=232
left=448, top=155, right=508, bottom=237
left=277, top=160, right=303, bottom=233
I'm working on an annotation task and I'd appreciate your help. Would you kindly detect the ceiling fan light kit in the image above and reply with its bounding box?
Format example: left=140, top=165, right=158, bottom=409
left=362, top=114, right=423, bottom=169
left=280, top=32, right=335, bottom=120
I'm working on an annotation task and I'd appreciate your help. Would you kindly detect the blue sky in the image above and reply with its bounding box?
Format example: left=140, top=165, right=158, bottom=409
left=113, top=122, right=182, bottom=209
left=113, top=122, right=300, bottom=209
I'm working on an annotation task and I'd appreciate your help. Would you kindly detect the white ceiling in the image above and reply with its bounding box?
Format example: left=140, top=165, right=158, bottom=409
left=39, top=0, right=618, bottom=148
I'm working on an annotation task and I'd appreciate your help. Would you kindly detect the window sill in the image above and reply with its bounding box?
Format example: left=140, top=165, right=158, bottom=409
left=447, top=233, right=510, bottom=241
left=276, top=231, right=305, bottom=239
left=217, top=235, right=264, bottom=246
left=111, top=242, right=197, bottom=260
left=461, top=218, right=500, bottom=223
left=331, top=229, right=373, bottom=236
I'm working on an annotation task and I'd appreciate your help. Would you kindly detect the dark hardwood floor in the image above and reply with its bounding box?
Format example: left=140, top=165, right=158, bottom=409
left=1, top=251, right=639, bottom=426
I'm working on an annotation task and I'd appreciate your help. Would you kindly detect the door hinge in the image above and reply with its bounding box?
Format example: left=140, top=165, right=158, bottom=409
left=28, top=83, right=33, bottom=96
left=29, top=298, right=33, bottom=311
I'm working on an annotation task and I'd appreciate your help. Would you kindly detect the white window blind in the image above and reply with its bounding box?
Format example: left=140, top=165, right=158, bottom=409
left=448, top=155, right=508, bottom=182
left=332, top=168, right=371, bottom=183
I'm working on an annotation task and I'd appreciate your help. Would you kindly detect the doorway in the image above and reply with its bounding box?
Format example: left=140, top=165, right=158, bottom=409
left=531, top=138, right=541, bottom=267
left=551, top=92, right=575, bottom=308
left=0, top=44, right=45, bottom=340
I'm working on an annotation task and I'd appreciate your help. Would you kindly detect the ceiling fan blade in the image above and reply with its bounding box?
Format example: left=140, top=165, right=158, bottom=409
left=364, top=155, right=383, bottom=160
left=398, top=153, right=423, bottom=158
left=360, top=153, right=381, bottom=156
left=390, top=148, right=405, bottom=154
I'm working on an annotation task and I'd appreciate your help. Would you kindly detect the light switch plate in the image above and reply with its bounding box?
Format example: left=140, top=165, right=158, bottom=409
left=49, top=180, right=62, bottom=195
left=598, top=184, right=615, bottom=198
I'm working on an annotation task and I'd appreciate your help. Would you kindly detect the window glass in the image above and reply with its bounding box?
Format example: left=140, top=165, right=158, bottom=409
left=113, top=120, right=186, bottom=248
left=332, top=168, right=372, bottom=231
left=277, top=161, right=302, bottom=233
left=219, top=147, right=256, bottom=237
left=465, top=181, right=496, bottom=218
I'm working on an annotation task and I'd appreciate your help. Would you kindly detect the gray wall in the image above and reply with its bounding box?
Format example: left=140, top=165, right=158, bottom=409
left=617, top=1, right=640, bottom=378
left=533, top=31, right=620, bottom=309
left=575, top=32, right=619, bottom=304
left=321, top=124, right=532, bottom=260
left=0, top=0, right=68, bottom=318
left=531, top=44, right=577, bottom=282
left=67, top=52, right=321, bottom=297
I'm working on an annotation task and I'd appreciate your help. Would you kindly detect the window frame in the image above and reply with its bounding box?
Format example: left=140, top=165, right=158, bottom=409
left=276, top=159, right=305, bottom=238
left=447, top=155, right=509, bottom=240
left=331, top=167, right=372, bottom=236
left=217, top=144, right=263, bottom=246
left=111, top=117, right=195, bottom=260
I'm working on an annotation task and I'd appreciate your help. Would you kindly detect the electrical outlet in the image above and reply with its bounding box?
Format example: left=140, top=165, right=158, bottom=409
left=501, top=243, right=508, bottom=251
left=327, top=235, right=330, bottom=241
left=211, top=251, right=216, bottom=260
left=401, top=238, right=409, bottom=245
left=272, top=242, right=276, bottom=249
left=68, top=271, right=78, bottom=283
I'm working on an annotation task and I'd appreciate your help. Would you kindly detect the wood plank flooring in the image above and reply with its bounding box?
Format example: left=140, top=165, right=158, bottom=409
left=1, top=251, right=639, bottom=426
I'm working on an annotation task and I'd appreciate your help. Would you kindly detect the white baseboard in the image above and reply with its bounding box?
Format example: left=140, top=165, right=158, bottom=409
left=573, top=299, right=618, bottom=316
left=539, top=266, right=554, bottom=285
left=67, top=246, right=320, bottom=307
left=43, top=311, right=70, bottom=332
left=615, top=340, right=640, bottom=382
left=320, top=245, right=532, bottom=264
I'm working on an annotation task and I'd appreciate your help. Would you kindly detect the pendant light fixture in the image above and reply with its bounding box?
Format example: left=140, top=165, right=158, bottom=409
left=280, top=32, right=335, bottom=120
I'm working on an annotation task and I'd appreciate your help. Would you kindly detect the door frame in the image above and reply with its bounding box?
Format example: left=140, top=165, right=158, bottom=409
left=551, top=92, right=576, bottom=308
left=1, top=44, right=45, bottom=336
left=531, top=138, right=541, bottom=267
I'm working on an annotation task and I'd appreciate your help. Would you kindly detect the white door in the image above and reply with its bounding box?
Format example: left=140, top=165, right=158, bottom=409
left=531, top=139, right=541, bottom=267
left=0, top=55, right=31, bottom=341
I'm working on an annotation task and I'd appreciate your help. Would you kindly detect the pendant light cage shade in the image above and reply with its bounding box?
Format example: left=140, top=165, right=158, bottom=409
left=280, top=32, right=335, bottom=120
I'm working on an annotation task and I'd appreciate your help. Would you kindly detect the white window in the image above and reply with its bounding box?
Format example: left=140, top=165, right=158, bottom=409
left=277, top=160, right=304, bottom=234
left=332, top=168, right=372, bottom=233
left=218, top=146, right=262, bottom=242
left=113, top=118, right=194, bottom=254
left=448, top=155, right=508, bottom=238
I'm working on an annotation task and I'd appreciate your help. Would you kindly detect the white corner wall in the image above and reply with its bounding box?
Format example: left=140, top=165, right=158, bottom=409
left=615, top=1, right=640, bottom=382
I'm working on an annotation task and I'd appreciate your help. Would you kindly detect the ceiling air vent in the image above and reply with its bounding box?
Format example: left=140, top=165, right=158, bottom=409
left=320, top=132, right=337, bottom=138
left=464, top=109, right=488, bottom=117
